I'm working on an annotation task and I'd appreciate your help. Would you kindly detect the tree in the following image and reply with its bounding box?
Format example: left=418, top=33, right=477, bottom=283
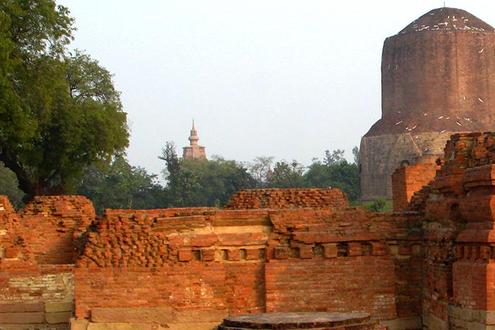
left=159, top=143, right=255, bottom=207
left=181, top=156, right=255, bottom=206
left=248, top=156, right=273, bottom=188
left=159, top=141, right=189, bottom=205
left=352, top=146, right=360, bottom=165
left=77, top=156, right=164, bottom=214
left=0, top=1, right=128, bottom=200
left=0, top=162, right=24, bottom=208
left=324, top=149, right=345, bottom=165
left=305, top=149, right=360, bottom=201
left=267, top=160, right=305, bottom=188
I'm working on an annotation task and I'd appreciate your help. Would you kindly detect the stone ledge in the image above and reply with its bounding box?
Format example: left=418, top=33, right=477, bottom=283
left=0, top=312, right=45, bottom=324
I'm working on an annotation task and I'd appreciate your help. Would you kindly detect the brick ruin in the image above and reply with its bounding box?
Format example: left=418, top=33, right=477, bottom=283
left=2, top=133, right=495, bottom=329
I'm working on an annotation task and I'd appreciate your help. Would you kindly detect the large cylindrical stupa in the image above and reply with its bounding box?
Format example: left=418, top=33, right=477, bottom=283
left=360, top=7, right=495, bottom=200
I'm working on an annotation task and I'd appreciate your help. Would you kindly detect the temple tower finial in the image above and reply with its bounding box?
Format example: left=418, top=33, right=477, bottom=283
left=183, top=120, right=206, bottom=160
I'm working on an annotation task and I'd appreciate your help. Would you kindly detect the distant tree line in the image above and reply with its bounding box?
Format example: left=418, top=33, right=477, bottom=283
left=0, top=0, right=361, bottom=212
left=0, top=143, right=360, bottom=213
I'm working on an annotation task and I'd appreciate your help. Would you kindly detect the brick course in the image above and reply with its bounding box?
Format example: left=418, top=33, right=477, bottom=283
left=6, top=134, right=495, bottom=329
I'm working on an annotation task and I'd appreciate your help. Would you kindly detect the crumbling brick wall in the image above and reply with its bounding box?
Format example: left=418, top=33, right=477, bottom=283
left=0, top=196, right=94, bottom=328
left=15, top=143, right=495, bottom=330
left=72, top=202, right=422, bottom=329
left=20, top=196, right=95, bottom=264
left=391, top=132, right=495, bottom=329
left=226, top=188, right=349, bottom=209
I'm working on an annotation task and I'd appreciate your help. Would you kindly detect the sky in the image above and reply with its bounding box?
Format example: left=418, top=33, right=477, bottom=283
left=57, top=0, right=495, bottom=176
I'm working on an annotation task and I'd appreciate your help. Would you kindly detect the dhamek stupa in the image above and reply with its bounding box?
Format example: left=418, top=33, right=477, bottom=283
left=360, top=7, right=495, bottom=200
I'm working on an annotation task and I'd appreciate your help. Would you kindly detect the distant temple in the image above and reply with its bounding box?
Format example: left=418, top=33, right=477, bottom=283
left=182, top=120, right=206, bottom=160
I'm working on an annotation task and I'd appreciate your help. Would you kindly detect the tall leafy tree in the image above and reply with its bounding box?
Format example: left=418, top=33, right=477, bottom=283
left=305, top=149, right=360, bottom=201
left=77, top=156, right=164, bottom=214
left=267, top=160, right=305, bottom=188
left=160, top=144, right=255, bottom=207
left=0, top=162, right=24, bottom=208
left=0, top=1, right=128, bottom=199
left=248, top=156, right=274, bottom=188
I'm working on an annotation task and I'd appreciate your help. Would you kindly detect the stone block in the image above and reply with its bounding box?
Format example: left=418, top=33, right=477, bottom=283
left=166, top=322, right=219, bottom=330
left=87, top=323, right=154, bottom=330
left=0, top=303, right=44, bottom=313
left=0, top=312, right=45, bottom=324
left=423, top=312, right=448, bottom=330
left=479, top=310, right=495, bottom=325
left=173, top=309, right=228, bottom=323
left=448, top=305, right=461, bottom=319
left=459, top=306, right=474, bottom=321
left=91, top=307, right=174, bottom=324
left=46, top=311, right=72, bottom=324
left=71, top=318, right=89, bottom=330
left=381, top=317, right=421, bottom=330
left=45, top=301, right=73, bottom=313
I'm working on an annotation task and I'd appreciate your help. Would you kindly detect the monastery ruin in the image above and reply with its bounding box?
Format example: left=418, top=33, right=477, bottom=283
left=3, top=5, right=495, bottom=330
left=3, top=132, right=495, bottom=329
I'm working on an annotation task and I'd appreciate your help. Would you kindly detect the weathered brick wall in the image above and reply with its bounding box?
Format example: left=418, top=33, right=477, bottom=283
left=226, top=188, right=349, bottom=209
left=407, top=133, right=495, bottom=329
left=71, top=204, right=422, bottom=329
left=0, top=196, right=26, bottom=262
left=265, top=209, right=423, bottom=326
left=19, top=135, right=495, bottom=330
left=392, top=163, right=438, bottom=212
left=20, top=196, right=95, bottom=264
left=74, top=208, right=270, bottom=327
left=0, top=196, right=93, bottom=329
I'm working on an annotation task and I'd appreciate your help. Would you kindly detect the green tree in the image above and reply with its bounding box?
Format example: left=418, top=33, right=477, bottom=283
left=324, top=149, right=345, bottom=165
left=305, top=149, right=360, bottom=201
left=248, top=156, right=273, bottom=188
left=77, top=156, right=164, bottom=214
left=0, top=1, right=128, bottom=199
left=0, top=162, right=24, bottom=208
left=160, top=144, right=255, bottom=207
left=267, top=160, right=305, bottom=188
left=352, top=146, right=360, bottom=164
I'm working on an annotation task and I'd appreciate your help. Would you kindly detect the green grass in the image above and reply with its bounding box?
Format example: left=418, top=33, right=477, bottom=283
left=351, top=199, right=393, bottom=213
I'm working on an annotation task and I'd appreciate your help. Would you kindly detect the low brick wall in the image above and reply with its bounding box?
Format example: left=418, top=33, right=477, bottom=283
left=226, top=188, right=349, bottom=210
left=71, top=205, right=421, bottom=329
left=9, top=132, right=495, bottom=330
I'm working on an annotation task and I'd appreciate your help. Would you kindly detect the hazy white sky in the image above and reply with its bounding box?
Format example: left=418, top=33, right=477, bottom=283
left=57, top=0, right=495, bottom=175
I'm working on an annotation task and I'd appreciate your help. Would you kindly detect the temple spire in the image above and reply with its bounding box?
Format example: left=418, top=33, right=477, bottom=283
left=183, top=120, right=206, bottom=160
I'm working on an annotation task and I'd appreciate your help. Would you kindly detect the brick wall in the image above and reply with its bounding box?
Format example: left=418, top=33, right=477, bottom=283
left=226, top=188, right=349, bottom=209
left=10, top=133, right=495, bottom=330
left=20, top=196, right=95, bottom=264
left=418, top=133, right=495, bottom=329
left=392, top=163, right=438, bottom=212
left=71, top=204, right=422, bottom=329
left=0, top=196, right=94, bottom=329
